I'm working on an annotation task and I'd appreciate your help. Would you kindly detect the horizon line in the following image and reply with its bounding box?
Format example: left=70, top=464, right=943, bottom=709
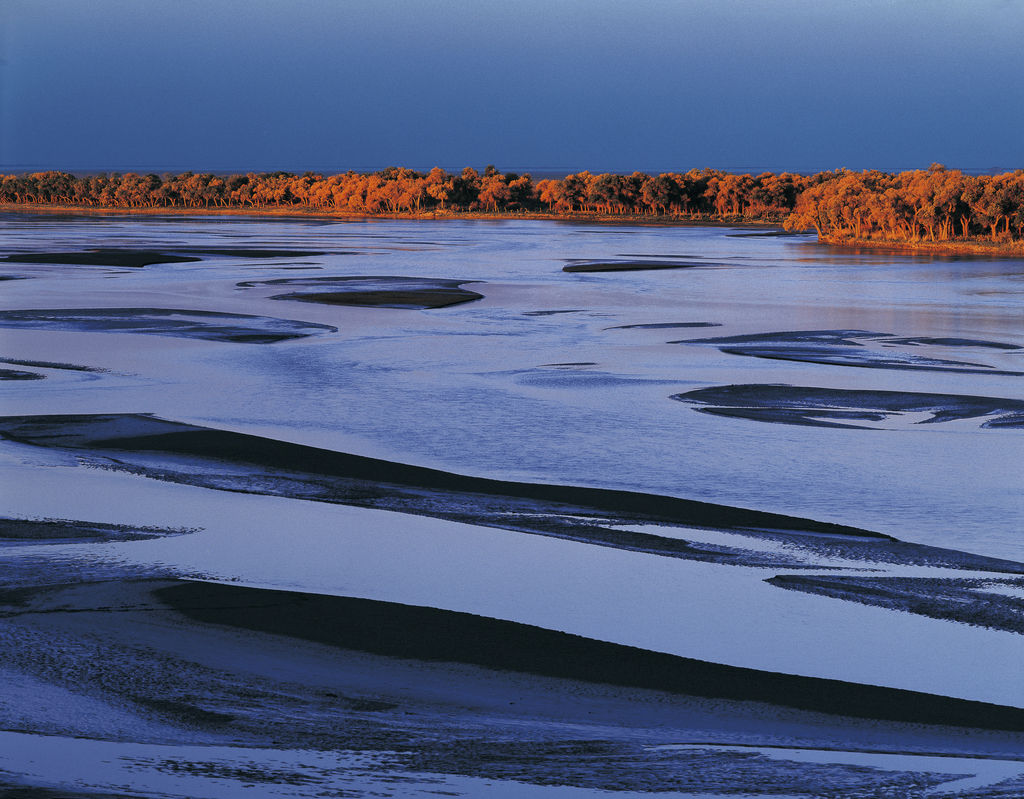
left=1, top=164, right=1019, bottom=179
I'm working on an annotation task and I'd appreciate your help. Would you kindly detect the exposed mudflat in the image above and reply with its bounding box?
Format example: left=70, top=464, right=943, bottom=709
left=0, top=516, right=197, bottom=544
left=0, top=248, right=327, bottom=268
left=766, top=574, right=1024, bottom=634
left=0, top=357, right=109, bottom=373
left=564, top=259, right=723, bottom=272
left=605, top=321, right=722, bottom=329
left=674, top=330, right=1024, bottom=376
left=237, top=275, right=485, bottom=308
left=0, top=250, right=203, bottom=268
left=673, top=384, right=1024, bottom=430
left=2, top=573, right=1024, bottom=798
left=0, top=412, right=910, bottom=565
left=0, top=309, right=337, bottom=343
left=0, top=368, right=44, bottom=380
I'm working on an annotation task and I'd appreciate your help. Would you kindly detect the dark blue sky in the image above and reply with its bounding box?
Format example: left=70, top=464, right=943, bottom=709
left=3, top=0, right=1022, bottom=176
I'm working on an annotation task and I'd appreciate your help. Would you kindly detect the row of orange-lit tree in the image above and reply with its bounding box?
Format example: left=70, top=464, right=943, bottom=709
left=784, top=165, right=1024, bottom=243
left=0, top=167, right=813, bottom=219
left=2, top=164, right=1023, bottom=242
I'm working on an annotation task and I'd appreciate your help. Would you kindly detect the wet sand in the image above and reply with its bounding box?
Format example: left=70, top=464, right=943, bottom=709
left=4, top=419, right=1024, bottom=795
left=3, top=577, right=1024, bottom=797
left=154, top=580, right=1024, bottom=731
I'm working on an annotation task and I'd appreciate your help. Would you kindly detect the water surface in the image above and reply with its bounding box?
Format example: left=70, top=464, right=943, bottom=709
left=2, top=215, right=1020, bottom=559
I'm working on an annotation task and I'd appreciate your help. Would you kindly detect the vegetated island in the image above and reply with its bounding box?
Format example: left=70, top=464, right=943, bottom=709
left=2, top=164, right=1022, bottom=253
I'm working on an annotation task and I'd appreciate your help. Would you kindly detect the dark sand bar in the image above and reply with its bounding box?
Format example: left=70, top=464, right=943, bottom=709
left=564, top=260, right=722, bottom=272
left=275, top=288, right=482, bottom=308
left=237, top=275, right=485, bottom=308
left=8, top=413, right=1024, bottom=578
left=606, top=321, right=722, bottom=330
left=0, top=412, right=891, bottom=542
left=5, top=578, right=1023, bottom=795
left=0, top=250, right=202, bottom=268
left=0, top=308, right=337, bottom=343
left=767, top=574, right=1024, bottom=634
left=0, top=248, right=328, bottom=268
left=157, top=580, right=1024, bottom=732
left=673, top=384, right=1024, bottom=430
left=674, top=329, right=1024, bottom=376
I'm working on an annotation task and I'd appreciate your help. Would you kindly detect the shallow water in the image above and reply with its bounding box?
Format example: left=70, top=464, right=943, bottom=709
left=1, top=215, right=1021, bottom=559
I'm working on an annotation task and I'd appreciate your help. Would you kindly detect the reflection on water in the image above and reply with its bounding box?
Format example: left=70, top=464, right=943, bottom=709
left=1, top=216, right=1021, bottom=562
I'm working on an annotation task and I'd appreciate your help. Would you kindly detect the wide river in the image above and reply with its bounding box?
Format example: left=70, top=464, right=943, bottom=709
left=1, top=214, right=1021, bottom=560
left=3, top=213, right=1024, bottom=797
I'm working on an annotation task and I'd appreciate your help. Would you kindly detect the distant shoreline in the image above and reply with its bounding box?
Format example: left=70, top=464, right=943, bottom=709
left=0, top=201, right=782, bottom=227
left=5, top=165, right=1024, bottom=253
left=815, top=235, right=1024, bottom=256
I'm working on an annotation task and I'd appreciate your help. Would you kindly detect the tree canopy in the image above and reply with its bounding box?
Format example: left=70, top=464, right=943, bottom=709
left=3, top=165, right=1023, bottom=244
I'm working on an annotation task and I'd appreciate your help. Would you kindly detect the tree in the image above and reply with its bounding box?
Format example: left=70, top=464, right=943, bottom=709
left=559, top=172, right=591, bottom=212
left=425, top=167, right=454, bottom=209
left=640, top=175, right=677, bottom=215
left=397, top=175, right=429, bottom=212
left=535, top=179, right=561, bottom=211
left=588, top=173, right=619, bottom=214
left=478, top=174, right=511, bottom=211
left=449, top=168, right=481, bottom=207
left=507, top=173, right=535, bottom=207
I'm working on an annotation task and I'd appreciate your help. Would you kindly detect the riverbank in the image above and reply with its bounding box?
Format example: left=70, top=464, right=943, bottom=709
left=817, top=235, right=1024, bottom=256
left=7, top=203, right=1024, bottom=255
left=0, top=201, right=784, bottom=227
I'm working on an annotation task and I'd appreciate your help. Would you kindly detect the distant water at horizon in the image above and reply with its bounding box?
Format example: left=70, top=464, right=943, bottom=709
left=3, top=163, right=1020, bottom=178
